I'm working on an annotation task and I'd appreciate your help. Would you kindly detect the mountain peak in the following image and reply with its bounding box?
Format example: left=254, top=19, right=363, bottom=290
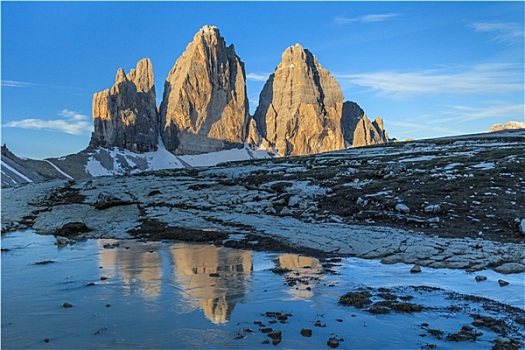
left=253, top=44, right=344, bottom=156
left=91, top=58, right=158, bottom=153
left=159, top=26, right=248, bottom=154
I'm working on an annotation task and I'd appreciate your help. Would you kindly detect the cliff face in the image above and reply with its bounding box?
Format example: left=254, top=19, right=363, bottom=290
left=253, top=44, right=345, bottom=157
left=88, top=27, right=391, bottom=157
left=159, top=25, right=249, bottom=154
left=90, top=58, right=158, bottom=153
left=342, top=101, right=389, bottom=147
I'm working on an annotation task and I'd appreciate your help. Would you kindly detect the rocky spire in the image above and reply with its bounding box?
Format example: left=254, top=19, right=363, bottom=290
left=342, top=101, right=389, bottom=147
left=253, top=44, right=345, bottom=157
left=159, top=25, right=249, bottom=154
left=90, top=58, right=158, bottom=153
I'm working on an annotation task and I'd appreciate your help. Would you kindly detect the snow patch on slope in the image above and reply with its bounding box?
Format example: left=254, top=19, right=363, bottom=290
left=44, top=160, right=73, bottom=180
left=84, top=143, right=274, bottom=177
left=86, top=156, right=111, bottom=177
left=1, top=160, right=33, bottom=183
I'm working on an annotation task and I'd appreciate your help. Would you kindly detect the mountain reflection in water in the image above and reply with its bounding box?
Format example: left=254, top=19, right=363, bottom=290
left=98, top=240, right=253, bottom=324
left=277, top=254, right=323, bottom=299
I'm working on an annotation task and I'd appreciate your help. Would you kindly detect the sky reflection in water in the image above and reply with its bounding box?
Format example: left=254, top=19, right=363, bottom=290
left=1, top=230, right=523, bottom=349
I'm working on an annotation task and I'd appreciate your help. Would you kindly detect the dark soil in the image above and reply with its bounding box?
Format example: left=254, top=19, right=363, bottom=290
left=339, top=291, right=372, bottom=308
left=129, top=219, right=229, bottom=242
left=314, top=143, right=525, bottom=244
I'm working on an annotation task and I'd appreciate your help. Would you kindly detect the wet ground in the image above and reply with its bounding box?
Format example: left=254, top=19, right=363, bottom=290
left=2, top=230, right=524, bottom=349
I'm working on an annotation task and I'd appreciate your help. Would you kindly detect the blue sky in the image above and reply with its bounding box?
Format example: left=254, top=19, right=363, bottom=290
left=2, top=1, right=524, bottom=159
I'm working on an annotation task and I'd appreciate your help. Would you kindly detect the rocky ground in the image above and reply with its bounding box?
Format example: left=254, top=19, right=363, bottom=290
left=2, top=131, right=524, bottom=274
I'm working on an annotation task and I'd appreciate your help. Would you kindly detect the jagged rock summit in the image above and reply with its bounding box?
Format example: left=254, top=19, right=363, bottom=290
left=90, top=58, right=158, bottom=153
left=88, top=26, right=390, bottom=159
left=253, top=44, right=345, bottom=157
left=342, top=101, right=389, bottom=147
left=159, top=25, right=249, bottom=154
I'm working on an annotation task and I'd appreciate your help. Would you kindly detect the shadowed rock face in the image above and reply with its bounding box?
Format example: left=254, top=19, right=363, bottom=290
left=253, top=44, right=345, bottom=157
left=159, top=25, right=249, bottom=155
left=90, top=58, right=158, bottom=153
left=342, top=101, right=389, bottom=147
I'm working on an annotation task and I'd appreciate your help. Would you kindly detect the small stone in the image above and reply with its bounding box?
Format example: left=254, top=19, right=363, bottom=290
left=147, top=190, right=161, bottom=196
left=395, top=204, right=410, bottom=213
left=261, top=340, right=270, bottom=344
left=62, top=302, right=73, bottom=308
left=300, top=328, right=312, bottom=337
left=35, top=260, right=55, bottom=265
left=260, top=327, right=273, bottom=333
left=475, top=276, right=487, bottom=282
left=327, top=337, right=340, bottom=348
left=100, top=276, right=109, bottom=281
left=267, top=331, right=281, bottom=339
left=268, top=331, right=282, bottom=345
left=498, top=279, right=509, bottom=287
left=314, top=319, right=326, bottom=327
left=82, top=180, right=94, bottom=190
left=105, top=304, right=111, bottom=308
left=424, top=204, right=441, bottom=213
left=55, top=236, right=70, bottom=246
left=410, top=264, right=422, bottom=273
left=44, top=338, right=50, bottom=343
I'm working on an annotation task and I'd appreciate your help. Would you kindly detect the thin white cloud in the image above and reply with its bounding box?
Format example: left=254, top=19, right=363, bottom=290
left=388, top=120, right=465, bottom=138
left=437, top=104, right=525, bottom=124
left=3, top=109, right=93, bottom=135
left=1, top=80, right=38, bottom=88
left=246, top=73, right=270, bottom=82
left=334, top=13, right=400, bottom=25
left=336, top=63, right=523, bottom=98
left=471, top=22, right=524, bottom=44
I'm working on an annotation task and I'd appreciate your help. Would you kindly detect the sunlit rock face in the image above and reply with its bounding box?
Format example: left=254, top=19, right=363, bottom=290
left=90, top=58, right=158, bottom=153
left=341, top=101, right=389, bottom=147
left=171, top=244, right=253, bottom=324
left=253, top=44, right=345, bottom=157
left=159, top=25, right=249, bottom=155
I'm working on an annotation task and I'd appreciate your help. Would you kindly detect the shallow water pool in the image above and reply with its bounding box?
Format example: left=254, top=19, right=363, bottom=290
left=2, top=230, right=523, bottom=349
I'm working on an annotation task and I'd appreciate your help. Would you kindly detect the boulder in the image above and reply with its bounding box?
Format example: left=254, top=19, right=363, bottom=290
left=56, top=222, right=91, bottom=237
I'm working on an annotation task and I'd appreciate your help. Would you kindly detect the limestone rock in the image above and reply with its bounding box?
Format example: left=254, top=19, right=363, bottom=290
left=410, top=264, right=422, bottom=273
left=253, top=44, right=345, bottom=156
left=341, top=101, right=365, bottom=146
left=159, top=25, right=249, bottom=154
left=90, top=58, right=158, bottom=153
left=489, top=121, right=525, bottom=132
left=341, top=101, right=389, bottom=147
left=395, top=204, right=410, bottom=213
